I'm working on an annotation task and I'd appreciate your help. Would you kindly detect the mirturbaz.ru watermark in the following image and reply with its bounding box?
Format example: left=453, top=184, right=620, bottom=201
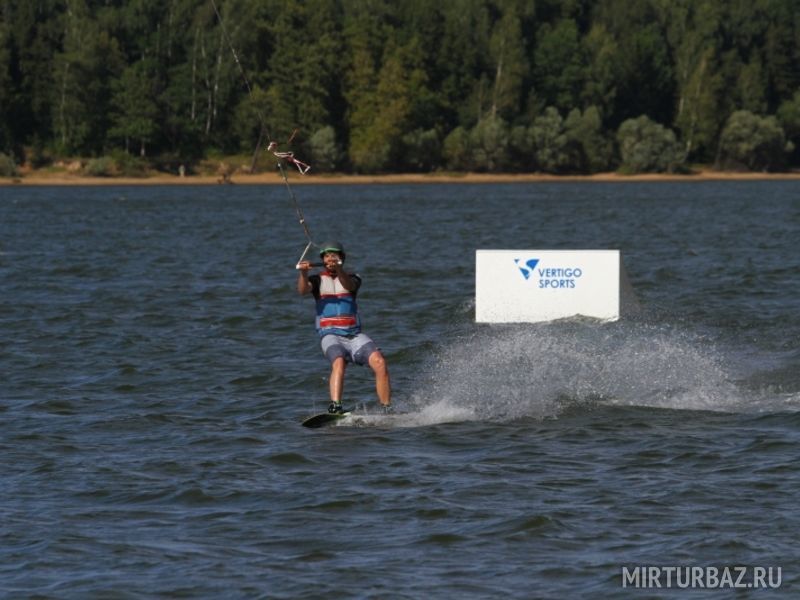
left=621, top=566, right=782, bottom=589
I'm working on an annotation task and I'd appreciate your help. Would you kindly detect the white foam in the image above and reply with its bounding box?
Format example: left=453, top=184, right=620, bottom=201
left=335, top=322, right=797, bottom=429
left=404, top=321, right=797, bottom=422
left=338, top=400, right=476, bottom=428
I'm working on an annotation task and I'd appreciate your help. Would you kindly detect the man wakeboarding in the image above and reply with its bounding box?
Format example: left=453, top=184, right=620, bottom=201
left=297, top=241, right=392, bottom=414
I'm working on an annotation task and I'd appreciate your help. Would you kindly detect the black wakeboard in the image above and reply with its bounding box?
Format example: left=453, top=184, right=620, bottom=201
left=301, top=409, right=352, bottom=428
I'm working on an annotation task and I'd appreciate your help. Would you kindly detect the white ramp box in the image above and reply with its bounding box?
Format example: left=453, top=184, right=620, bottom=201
left=475, top=250, right=621, bottom=323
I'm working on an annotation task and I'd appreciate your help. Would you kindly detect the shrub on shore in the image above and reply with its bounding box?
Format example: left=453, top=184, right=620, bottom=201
left=0, top=153, right=18, bottom=177
left=84, top=152, right=149, bottom=177
left=85, top=157, right=116, bottom=177
left=616, top=116, right=686, bottom=174
left=716, top=111, right=791, bottom=172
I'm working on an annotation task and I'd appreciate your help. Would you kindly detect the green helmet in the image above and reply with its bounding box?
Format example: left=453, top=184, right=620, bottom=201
left=318, top=241, right=345, bottom=259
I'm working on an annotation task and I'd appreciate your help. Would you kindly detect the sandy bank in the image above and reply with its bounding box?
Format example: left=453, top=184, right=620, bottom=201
left=3, top=170, right=800, bottom=186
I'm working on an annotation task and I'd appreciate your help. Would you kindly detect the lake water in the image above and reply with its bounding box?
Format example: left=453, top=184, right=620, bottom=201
left=1, top=181, right=798, bottom=597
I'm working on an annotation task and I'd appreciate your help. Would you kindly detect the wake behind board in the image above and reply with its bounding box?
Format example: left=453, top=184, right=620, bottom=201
left=301, top=409, right=352, bottom=428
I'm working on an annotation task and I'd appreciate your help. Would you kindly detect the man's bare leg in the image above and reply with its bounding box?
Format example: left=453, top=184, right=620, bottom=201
left=368, top=351, right=391, bottom=406
left=330, top=357, right=346, bottom=403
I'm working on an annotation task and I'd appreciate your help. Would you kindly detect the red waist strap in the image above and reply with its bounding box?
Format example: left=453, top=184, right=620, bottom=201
left=319, top=315, right=358, bottom=328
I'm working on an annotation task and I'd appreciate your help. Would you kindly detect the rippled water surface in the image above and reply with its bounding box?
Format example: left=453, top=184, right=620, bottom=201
left=1, top=182, right=799, bottom=598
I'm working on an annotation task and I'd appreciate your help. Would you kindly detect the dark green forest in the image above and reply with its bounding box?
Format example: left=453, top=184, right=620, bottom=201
left=1, top=0, right=799, bottom=175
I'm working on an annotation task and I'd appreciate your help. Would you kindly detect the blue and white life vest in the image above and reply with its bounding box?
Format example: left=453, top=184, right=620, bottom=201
left=312, top=271, right=362, bottom=336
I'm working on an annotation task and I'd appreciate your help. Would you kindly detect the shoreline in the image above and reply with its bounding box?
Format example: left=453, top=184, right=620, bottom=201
left=3, top=169, right=800, bottom=186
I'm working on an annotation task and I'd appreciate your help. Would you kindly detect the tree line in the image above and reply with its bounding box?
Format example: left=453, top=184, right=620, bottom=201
left=1, top=0, right=799, bottom=176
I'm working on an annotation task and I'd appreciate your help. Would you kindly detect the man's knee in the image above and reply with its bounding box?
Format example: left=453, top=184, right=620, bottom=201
left=369, top=352, right=388, bottom=375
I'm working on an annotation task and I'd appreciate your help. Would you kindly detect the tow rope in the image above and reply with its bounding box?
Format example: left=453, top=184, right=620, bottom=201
left=209, top=0, right=316, bottom=267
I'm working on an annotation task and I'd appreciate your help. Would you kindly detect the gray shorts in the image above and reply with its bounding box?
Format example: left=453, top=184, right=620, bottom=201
left=320, top=333, right=379, bottom=366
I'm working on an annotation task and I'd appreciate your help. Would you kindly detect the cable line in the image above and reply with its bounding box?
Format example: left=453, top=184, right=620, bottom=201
left=208, top=0, right=316, bottom=263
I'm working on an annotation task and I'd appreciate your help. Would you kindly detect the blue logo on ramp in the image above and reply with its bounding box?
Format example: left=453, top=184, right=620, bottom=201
left=514, top=258, right=539, bottom=280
